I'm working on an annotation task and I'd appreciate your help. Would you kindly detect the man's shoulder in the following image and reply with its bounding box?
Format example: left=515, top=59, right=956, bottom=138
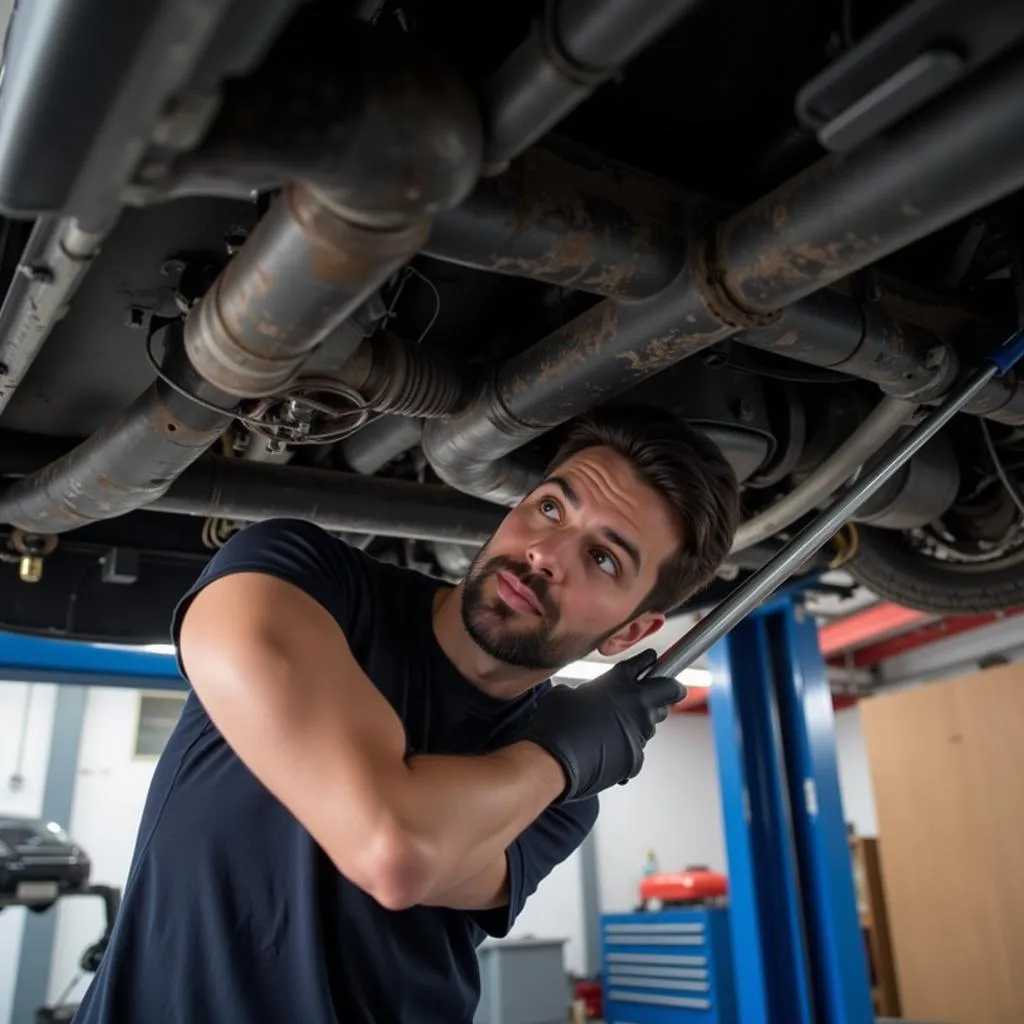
left=208, top=518, right=432, bottom=591
left=173, top=518, right=436, bottom=643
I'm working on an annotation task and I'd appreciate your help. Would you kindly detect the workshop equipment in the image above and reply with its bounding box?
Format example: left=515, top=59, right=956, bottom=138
left=34, top=881, right=120, bottom=1023
left=475, top=938, right=570, bottom=1024
left=600, top=908, right=737, bottom=1022
left=639, top=867, right=728, bottom=910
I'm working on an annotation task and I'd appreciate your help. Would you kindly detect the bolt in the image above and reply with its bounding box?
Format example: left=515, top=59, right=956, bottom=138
left=125, top=306, right=148, bottom=329
left=736, top=399, right=756, bottom=423
left=19, top=554, right=43, bottom=584
left=923, top=345, right=946, bottom=371
left=265, top=439, right=284, bottom=454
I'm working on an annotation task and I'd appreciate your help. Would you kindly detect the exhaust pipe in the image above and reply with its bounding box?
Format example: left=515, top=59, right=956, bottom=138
left=0, top=31, right=483, bottom=536
left=423, top=51, right=1024, bottom=502
left=148, top=456, right=504, bottom=545
left=423, top=142, right=690, bottom=300
left=481, top=0, right=704, bottom=173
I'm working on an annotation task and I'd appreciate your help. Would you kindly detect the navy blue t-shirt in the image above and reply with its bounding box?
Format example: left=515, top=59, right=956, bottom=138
left=73, top=518, right=597, bottom=1024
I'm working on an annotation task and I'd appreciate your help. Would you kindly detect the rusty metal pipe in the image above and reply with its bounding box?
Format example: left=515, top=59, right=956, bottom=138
left=717, top=51, right=1024, bottom=315
left=483, top=0, right=702, bottom=172
left=423, top=144, right=690, bottom=299
left=184, top=186, right=429, bottom=398
left=733, top=292, right=1024, bottom=425
left=148, top=456, right=504, bottom=545
left=0, top=217, right=109, bottom=418
left=152, top=15, right=483, bottom=228
left=734, top=291, right=959, bottom=403
left=421, top=234, right=772, bottom=505
left=0, top=349, right=234, bottom=534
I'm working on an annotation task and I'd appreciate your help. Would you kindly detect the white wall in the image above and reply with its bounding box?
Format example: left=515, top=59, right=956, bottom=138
left=0, top=682, right=58, bottom=1024
left=46, top=687, right=166, bottom=1006
left=595, top=714, right=727, bottom=915
left=833, top=706, right=878, bottom=837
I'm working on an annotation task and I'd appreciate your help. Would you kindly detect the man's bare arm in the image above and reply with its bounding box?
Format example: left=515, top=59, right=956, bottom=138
left=420, top=855, right=509, bottom=912
left=178, top=572, right=563, bottom=911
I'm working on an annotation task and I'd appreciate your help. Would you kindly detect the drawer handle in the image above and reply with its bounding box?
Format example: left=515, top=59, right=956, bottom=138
left=605, top=935, right=704, bottom=946
left=605, top=952, right=707, bottom=967
left=608, top=974, right=710, bottom=993
left=604, top=922, right=705, bottom=934
left=607, top=965, right=708, bottom=980
left=608, top=990, right=712, bottom=1010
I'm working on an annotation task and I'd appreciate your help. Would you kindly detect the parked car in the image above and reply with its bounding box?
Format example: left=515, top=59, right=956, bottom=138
left=0, top=816, right=91, bottom=911
left=1, top=0, right=1024, bottom=645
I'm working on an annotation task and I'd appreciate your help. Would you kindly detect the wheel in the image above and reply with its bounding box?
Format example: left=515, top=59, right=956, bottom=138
left=847, top=523, right=1024, bottom=615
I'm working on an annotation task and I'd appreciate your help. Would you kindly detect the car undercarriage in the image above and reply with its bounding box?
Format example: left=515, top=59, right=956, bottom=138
left=1, top=0, right=1024, bottom=645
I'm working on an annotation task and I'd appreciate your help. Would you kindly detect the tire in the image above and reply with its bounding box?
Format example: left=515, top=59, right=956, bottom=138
left=847, top=524, right=1024, bottom=614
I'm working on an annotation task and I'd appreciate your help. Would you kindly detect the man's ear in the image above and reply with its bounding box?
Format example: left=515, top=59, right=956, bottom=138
left=598, top=611, right=665, bottom=657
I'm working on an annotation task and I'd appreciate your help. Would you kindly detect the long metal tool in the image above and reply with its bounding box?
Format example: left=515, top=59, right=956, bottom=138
left=655, top=329, right=1024, bottom=679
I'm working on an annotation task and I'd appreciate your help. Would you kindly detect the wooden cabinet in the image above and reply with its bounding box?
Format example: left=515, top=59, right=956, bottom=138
left=859, top=662, right=1024, bottom=1024
left=848, top=836, right=900, bottom=1017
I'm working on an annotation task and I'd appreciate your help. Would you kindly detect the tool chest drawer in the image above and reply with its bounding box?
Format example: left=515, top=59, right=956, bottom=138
left=599, top=909, right=736, bottom=1023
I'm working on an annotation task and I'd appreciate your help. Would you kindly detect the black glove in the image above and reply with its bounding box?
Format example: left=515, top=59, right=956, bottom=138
left=518, top=649, right=685, bottom=803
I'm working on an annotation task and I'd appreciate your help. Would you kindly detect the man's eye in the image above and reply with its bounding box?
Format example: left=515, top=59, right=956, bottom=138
left=592, top=549, right=618, bottom=576
left=539, top=499, right=560, bottom=520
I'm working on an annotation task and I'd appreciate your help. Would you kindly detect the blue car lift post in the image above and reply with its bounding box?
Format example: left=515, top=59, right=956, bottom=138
left=648, top=333, right=1024, bottom=1024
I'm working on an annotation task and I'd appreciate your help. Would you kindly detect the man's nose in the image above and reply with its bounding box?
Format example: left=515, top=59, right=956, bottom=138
left=525, top=534, right=569, bottom=581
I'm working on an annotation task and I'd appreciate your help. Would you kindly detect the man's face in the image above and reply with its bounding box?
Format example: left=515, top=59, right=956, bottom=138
left=460, top=445, right=682, bottom=671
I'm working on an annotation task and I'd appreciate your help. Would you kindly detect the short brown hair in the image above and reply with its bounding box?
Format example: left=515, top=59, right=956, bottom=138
left=548, top=404, right=740, bottom=614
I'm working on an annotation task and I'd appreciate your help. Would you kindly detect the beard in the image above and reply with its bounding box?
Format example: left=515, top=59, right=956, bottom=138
left=460, top=550, right=614, bottom=671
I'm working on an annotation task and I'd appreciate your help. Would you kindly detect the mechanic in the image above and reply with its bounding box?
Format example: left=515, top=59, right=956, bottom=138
left=71, top=404, right=739, bottom=1024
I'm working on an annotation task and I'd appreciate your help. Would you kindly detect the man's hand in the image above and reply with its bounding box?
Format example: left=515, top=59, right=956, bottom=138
left=517, top=649, right=684, bottom=803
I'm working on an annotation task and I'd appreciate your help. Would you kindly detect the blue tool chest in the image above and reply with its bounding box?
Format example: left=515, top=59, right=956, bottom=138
left=599, top=908, right=736, bottom=1023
